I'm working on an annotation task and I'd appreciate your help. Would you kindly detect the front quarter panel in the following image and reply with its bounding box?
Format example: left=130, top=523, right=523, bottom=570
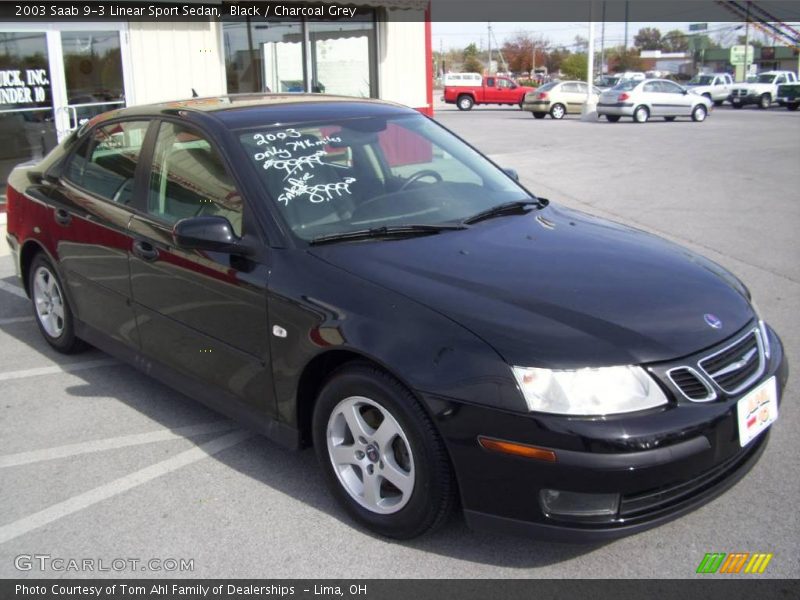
left=266, top=249, right=524, bottom=427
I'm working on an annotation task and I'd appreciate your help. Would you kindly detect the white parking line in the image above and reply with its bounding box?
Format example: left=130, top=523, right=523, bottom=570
left=0, top=316, right=34, bottom=325
left=0, top=280, right=26, bottom=299
left=0, top=429, right=252, bottom=545
left=0, top=358, right=119, bottom=382
left=0, top=420, right=238, bottom=468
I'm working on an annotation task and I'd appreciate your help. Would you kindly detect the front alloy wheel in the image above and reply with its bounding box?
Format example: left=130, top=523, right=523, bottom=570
left=313, top=363, right=454, bottom=539
left=759, top=94, right=771, bottom=109
left=326, top=396, right=414, bottom=514
left=634, top=105, right=649, bottom=123
left=550, top=103, right=566, bottom=119
left=692, top=104, right=708, bottom=122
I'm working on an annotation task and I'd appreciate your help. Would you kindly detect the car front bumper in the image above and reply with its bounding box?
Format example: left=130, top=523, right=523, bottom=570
left=422, top=325, right=788, bottom=541
left=597, top=102, right=635, bottom=116
left=730, top=94, right=760, bottom=106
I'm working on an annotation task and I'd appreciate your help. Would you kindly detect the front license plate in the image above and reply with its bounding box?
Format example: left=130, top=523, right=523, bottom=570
left=736, top=377, right=778, bottom=447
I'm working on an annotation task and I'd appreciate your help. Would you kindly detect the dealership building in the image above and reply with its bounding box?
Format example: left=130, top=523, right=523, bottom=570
left=0, top=0, right=431, bottom=206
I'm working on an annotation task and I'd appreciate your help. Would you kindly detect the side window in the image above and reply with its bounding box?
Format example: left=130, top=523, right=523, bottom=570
left=659, top=81, right=683, bottom=94
left=643, top=82, right=659, bottom=93
left=66, top=120, right=150, bottom=205
left=576, top=83, right=588, bottom=94
left=561, top=83, right=575, bottom=93
left=497, top=78, right=512, bottom=89
left=775, top=75, right=786, bottom=85
left=147, top=122, right=243, bottom=236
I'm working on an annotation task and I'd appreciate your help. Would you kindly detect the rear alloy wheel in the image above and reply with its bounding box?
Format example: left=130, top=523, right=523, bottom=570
left=759, top=94, right=771, bottom=109
left=633, top=105, right=649, bottom=123
left=550, top=103, right=566, bottom=120
left=457, top=95, right=474, bottom=111
left=29, top=254, right=87, bottom=354
left=692, top=104, right=708, bottom=122
left=313, top=363, right=455, bottom=539
left=532, top=112, right=546, bottom=119
left=605, top=114, right=621, bottom=122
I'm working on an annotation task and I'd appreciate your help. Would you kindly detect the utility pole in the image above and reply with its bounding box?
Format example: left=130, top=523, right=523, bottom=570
left=600, top=1, right=606, bottom=75
left=743, top=1, right=751, bottom=80
left=624, top=0, right=629, bottom=48
left=488, top=23, right=493, bottom=75
left=582, top=1, right=598, bottom=121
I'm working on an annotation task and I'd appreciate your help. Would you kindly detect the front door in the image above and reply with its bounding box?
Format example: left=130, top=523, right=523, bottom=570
left=127, top=120, right=275, bottom=416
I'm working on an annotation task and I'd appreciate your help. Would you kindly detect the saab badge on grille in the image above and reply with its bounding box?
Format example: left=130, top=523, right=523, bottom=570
left=704, top=313, right=723, bottom=329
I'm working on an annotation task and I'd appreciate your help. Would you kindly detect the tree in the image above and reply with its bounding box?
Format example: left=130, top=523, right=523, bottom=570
left=560, top=53, right=588, bottom=80
left=606, top=46, right=643, bottom=72
left=544, top=47, right=569, bottom=74
left=736, top=35, right=764, bottom=48
left=634, top=27, right=662, bottom=50
left=662, top=29, right=689, bottom=52
left=461, top=43, right=483, bottom=74
left=501, top=32, right=549, bottom=74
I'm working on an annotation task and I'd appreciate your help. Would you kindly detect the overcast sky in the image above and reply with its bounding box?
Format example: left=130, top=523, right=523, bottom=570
left=431, top=21, right=791, bottom=52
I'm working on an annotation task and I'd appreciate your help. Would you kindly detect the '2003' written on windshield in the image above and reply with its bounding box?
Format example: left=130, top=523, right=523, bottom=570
left=251, top=128, right=357, bottom=206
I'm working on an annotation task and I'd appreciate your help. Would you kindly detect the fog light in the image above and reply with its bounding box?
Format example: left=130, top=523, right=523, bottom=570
left=540, top=489, right=620, bottom=520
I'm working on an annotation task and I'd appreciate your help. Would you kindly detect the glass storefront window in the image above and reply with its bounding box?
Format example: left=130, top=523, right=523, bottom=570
left=0, top=32, right=56, bottom=198
left=61, top=31, right=125, bottom=128
left=223, top=10, right=377, bottom=97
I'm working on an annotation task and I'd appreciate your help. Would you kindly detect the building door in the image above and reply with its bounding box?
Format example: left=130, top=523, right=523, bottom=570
left=0, top=25, right=130, bottom=204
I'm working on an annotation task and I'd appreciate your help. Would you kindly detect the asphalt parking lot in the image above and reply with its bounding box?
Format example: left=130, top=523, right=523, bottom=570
left=1, top=102, right=798, bottom=579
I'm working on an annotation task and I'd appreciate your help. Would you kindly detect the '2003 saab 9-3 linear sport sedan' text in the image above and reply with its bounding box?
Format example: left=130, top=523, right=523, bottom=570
left=6, top=94, right=787, bottom=540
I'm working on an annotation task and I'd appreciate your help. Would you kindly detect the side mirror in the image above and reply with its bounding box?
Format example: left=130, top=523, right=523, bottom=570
left=503, top=168, right=520, bottom=181
left=173, top=216, right=251, bottom=255
left=510, top=84, right=518, bottom=89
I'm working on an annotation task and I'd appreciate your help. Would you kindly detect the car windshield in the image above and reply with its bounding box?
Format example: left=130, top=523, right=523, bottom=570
left=690, top=75, right=715, bottom=85
left=238, top=114, right=531, bottom=241
left=611, top=80, right=639, bottom=91
left=757, top=74, right=777, bottom=83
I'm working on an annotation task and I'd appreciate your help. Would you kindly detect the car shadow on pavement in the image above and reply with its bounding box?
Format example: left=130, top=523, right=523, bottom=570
left=1, top=283, right=605, bottom=569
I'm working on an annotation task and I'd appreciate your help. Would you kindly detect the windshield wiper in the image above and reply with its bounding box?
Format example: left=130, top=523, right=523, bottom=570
left=309, top=224, right=467, bottom=245
left=461, top=199, right=544, bottom=225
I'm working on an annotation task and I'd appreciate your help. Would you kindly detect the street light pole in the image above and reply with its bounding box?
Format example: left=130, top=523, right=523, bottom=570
left=582, top=1, right=598, bottom=121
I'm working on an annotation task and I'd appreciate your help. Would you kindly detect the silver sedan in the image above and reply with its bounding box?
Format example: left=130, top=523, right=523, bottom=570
left=597, top=79, right=714, bottom=123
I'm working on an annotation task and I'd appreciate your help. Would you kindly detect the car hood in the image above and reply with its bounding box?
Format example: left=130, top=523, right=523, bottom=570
left=309, top=205, right=754, bottom=368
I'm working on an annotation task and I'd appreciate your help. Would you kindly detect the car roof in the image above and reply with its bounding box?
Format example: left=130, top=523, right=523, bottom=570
left=79, top=93, right=419, bottom=133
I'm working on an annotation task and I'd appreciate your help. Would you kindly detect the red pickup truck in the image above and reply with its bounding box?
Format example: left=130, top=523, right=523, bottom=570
left=443, top=76, right=535, bottom=111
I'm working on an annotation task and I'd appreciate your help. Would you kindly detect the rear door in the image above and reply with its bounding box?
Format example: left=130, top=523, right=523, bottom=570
left=127, top=119, right=275, bottom=416
left=641, top=81, right=662, bottom=115
left=54, top=119, right=153, bottom=347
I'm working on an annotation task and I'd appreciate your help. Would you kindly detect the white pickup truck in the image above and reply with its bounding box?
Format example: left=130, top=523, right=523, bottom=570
left=686, top=73, right=733, bottom=106
left=729, top=71, right=799, bottom=109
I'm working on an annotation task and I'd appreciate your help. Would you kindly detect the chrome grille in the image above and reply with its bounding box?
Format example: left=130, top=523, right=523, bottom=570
left=668, top=367, right=716, bottom=402
left=699, top=328, right=765, bottom=395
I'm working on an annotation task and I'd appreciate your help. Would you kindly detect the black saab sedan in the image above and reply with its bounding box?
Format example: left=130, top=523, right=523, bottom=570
left=6, top=95, right=787, bottom=540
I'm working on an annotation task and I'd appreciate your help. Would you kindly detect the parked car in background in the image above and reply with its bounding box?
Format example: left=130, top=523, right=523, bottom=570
left=598, top=79, right=713, bottom=123
left=776, top=80, right=800, bottom=111
left=595, top=75, right=621, bottom=90
left=5, top=94, right=786, bottom=541
left=730, top=71, right=798, bottom=109
left=522, top=80, right=600, bottom=119
left=687, top=73, right=734, bottom=106
left=443, top=75, right=535, bottom=111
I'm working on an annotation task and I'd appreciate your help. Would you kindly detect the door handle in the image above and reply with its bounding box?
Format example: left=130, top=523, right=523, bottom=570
left=54, top=208, right=71, bottom=226
left=132, top=240, right=159, bottom=261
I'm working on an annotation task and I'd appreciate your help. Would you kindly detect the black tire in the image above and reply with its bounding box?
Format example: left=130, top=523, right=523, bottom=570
left=759, top=94, right=771, bottom=109
left=312, top=362, right=455, bottom=539
left=456, top=95, right=474, bottom=111
left=633, top=105, right=649, bottom=123
left=732, top=102, right=743, bottom=109
left=691, top=104, right=708, bottom=122
left=549, top=103, right=566, bottom=120
left=28, top=253, right=87, bottom=354
left=532, top=112, right=546, bottom=119
left=664, top=116, right=677, bottom=122
left=788, top=103, right=799, bottom=111
left=605, top=114, right=621, bottom=122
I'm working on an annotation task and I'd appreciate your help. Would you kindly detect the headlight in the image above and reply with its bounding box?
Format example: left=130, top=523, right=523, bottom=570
left=511, top=365, right=668, bottom=416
